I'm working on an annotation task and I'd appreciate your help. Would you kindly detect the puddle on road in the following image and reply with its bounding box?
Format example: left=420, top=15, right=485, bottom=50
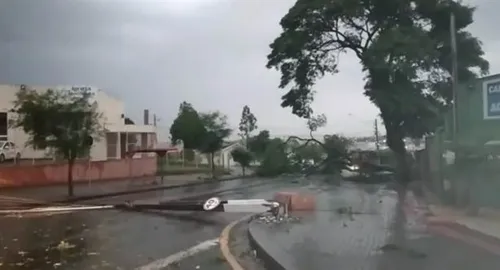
left=0, top=211, right=124, bottom=270
left=248, top=182, right=435, bottom=270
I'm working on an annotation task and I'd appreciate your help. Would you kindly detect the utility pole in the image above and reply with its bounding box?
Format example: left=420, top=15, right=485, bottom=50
left=450, top=12, right=459, bottom=140
left=374, top=119, right=380, bottom=153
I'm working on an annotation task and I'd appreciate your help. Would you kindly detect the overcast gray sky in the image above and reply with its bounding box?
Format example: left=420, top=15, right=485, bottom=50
left=0, top=0, right=498, bottom=140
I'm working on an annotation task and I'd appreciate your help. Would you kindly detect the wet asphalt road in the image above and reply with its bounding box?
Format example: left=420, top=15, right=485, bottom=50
left=250, top=180, right=500, bottom=270
left=0, top=178, right=296, bottom=270
left=3, top=177, right=500, bottom=270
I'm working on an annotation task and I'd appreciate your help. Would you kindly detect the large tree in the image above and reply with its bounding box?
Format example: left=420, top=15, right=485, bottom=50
left=266, top=0, right=488, bottom=184
left=169, top=102, right=206, bottom=150
left=198, top=111, right=232, bottom=177
left=238, top=105, right=258, bottom=147
left=12, top=87, right=102, bottom=196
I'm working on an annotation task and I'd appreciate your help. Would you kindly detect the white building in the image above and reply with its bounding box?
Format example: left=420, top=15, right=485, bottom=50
left=197, top=141, right=245, bottom=168
left=0, top=84, right=158, bottom=161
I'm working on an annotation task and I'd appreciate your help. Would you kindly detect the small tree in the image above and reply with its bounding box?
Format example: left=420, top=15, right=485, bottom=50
left=170, top=102, right=206, bottom=150
left=198, top=111, right=232, bottom=177
left=238, top=105, right=258, bottom=147
left=231, top=147, right=252, bottom=176
left=12, top=87, right=102, bottom=196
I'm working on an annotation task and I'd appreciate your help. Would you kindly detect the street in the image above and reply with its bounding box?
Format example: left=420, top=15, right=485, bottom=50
left=0, top=178, right=295, bottom=270
left=2, top=177, right=500, bottom=270
left=249, top=180, right=500, bottom=270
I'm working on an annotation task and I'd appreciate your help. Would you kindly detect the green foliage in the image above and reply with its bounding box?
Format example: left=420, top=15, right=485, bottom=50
left=267, top=0, right=488, bottom=135
left=12, top=87, right=103, bottom=196
left=170, top=106, right=232, bottom=177
left=291, top=142, right=324, bottom=164
left=324, top=135, right=353, bottom=158
left=247, top=130, right=271, bottom=160
left=266, top=0, right=488, bottom=181
left=170, top=102, right=206, bottom=149
left=197, top=111, right=232, bottom=177
left=198, top=111, right=232, bottom=154
left=12, top=87, right=102, bottom=160
left=285, top=133, right=353, bottom=174
left=238, top=105, right=258, bottom=144
left=231, top=147, right=253, bottom=167
left=256, top=138, right=291, bottom=177
left=322, top=134, right=353, bottom=172
left=306, top=114, right=327, bottom=133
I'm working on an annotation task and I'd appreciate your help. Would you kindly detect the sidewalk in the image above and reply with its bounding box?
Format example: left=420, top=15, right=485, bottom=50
left=417, top=185, right=500, bottom=241
left=427, top=204, right=500, bottom=241
left=0, top=173, right=236, bottom=204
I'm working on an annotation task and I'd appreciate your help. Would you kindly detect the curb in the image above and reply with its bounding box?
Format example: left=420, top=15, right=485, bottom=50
left=219, top=214, right=255, bottom=270
left=247, top=218, right=287, bottom=270
left=56, top=176, right=251, bottom=203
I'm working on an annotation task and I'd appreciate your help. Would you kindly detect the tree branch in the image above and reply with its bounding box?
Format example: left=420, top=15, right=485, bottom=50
left=283, top=135, right=323, bottom=148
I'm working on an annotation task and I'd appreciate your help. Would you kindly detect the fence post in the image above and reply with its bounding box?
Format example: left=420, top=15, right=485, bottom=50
left=87, top=157, right=92, bottom=188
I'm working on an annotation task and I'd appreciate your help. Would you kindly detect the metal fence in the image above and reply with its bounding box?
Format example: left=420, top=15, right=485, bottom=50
left=419, top=134, right=500, bottom=209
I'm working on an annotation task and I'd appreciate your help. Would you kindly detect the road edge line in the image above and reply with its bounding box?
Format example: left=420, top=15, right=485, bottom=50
left=135, top=238, right=219, bottom=270
left=219, top=214, right=255, bottom=270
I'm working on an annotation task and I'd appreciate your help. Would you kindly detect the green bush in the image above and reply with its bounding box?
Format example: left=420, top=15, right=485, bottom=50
left=256, top=139, right=291, bottom=176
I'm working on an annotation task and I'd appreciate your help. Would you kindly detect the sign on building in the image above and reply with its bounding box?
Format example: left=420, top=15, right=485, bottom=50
left=483, top=78, right=500, bottom=119
left=54, top=85, right=97, bottom=93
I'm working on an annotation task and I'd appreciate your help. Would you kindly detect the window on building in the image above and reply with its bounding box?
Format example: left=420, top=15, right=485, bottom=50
left=106, top=133, right=118, bottom=159
left=0, top=112, right=7, bottom=140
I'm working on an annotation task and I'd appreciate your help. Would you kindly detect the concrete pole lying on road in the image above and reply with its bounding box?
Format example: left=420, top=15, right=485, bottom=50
left=0, top=197, right=281, bottom=216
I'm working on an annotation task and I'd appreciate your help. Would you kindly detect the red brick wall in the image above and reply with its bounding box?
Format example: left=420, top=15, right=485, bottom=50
left=0, top=158, right=156, bottom=188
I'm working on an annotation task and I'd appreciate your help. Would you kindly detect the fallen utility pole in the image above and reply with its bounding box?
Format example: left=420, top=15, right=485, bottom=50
left=0, top=198, right=280, bottom=216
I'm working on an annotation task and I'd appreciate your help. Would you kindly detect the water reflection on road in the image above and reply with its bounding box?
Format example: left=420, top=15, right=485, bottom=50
left=0, top=177, right=295, bottom=270
left=250, top=180, right=500, bottom=270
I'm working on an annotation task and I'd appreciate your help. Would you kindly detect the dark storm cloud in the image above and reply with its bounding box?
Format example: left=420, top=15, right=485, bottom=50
left=0, top=0, right=498, bottom=138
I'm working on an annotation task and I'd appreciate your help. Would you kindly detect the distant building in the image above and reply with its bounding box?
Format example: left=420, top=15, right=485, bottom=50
left=0, top=84, right=158, bottom=161
left=197, top=140, right=245, bottom=168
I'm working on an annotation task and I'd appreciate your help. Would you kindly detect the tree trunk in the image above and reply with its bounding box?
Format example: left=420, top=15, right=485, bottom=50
left=385, top=123, right=411, bottom=185
left=67, top=158, right=75, bottom=197
left=242, top=165, right=246, bottom=176
left=210, top=152, right=215, bottom=179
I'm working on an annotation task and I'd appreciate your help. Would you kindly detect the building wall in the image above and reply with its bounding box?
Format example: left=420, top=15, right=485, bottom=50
left=0, top=157, right=156, bottom=188
left=0, top=84, right=156, bottom=161
left=94, top=90, right=126, bottom=127
left=444, top=73, right=500, bottom=145
left=90, top=89, right=126, bottom=161
left=197, top=142, right=242, bottom=168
